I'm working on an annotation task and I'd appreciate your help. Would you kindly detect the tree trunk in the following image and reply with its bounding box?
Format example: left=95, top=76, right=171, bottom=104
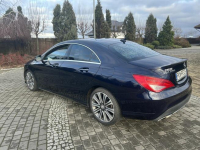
left=36, top=34, right=39, bottom=55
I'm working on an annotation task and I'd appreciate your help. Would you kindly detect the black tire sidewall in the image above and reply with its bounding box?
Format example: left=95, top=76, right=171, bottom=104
left=90, top=88, right=121, bottom=126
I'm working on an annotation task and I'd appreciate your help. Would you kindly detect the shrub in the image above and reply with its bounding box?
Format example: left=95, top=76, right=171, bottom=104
left=157, top=46, right=172, bottom=49
left=152, top=40, right=160, bottom=48
left=0, top=53, right=34, bottom=68
left=174, top=38, right=191, bottom=48
left=173, top=45, right=182, bottom=49
left=143, top=43, right=155, bottom=49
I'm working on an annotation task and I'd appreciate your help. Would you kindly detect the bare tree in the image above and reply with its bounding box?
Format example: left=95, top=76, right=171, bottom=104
left=173, top=27, right=182, bottom=38
left=28, top=1, right=47, bottom=54
left=135, top=18, right=145, bottom=43
left=0, top=0, right=19, bottom=36
left=77, top=4, right=92, bottom=39
left=0, top=6, right=31, bottom=41
left=111, top=24, right=121, bottom=38
left=171, top=22, right=183, bottom=38
left=77, top=21, right=91, bottom=39
left=0, top=0, right=19, bottom=16
left=111, top=14, right=123, bottom=38
left=186, top=30, right=197, bottom=38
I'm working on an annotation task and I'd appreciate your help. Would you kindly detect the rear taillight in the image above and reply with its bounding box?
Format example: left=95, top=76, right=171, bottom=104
left=133, top=75, right=174, bottom=93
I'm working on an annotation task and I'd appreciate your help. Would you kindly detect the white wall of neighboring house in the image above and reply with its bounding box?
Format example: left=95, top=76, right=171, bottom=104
left=110, top=32, right=124, bottom=39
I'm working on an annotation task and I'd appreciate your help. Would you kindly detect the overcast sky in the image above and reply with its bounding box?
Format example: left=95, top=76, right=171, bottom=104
left=19, top=0, right=200, bottom=38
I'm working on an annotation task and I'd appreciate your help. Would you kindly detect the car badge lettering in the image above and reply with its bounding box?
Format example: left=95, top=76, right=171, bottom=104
left=163, top=68, right=175, bottom=74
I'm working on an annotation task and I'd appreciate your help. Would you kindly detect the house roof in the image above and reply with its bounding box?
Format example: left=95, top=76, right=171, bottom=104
left=111, top=20, right=123, bottom=31
left=194, top=24, right=200, bottom=29
left=111, top=20, right=123, bottom=27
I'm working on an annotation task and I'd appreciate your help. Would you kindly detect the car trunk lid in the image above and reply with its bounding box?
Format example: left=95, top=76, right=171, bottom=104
left=129, top=55, right=188, bottom=85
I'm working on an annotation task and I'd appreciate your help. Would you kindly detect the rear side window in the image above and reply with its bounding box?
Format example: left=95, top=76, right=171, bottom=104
left=110, top=42, right=159, bottom=61
left=69, top=44, right=100, bottom=63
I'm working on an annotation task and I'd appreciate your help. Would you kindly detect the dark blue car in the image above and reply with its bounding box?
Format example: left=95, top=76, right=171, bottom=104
left=24, top=39, right=192, bottom=125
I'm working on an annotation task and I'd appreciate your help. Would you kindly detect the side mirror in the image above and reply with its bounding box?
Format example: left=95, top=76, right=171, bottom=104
left=35, top=55, right=42, bottom=61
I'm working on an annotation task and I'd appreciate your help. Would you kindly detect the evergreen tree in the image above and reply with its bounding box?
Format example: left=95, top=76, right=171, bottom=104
left=145, top=13, right=157, bottom=43
left=95, top=0, right=105, bottom=38
left=52, top=4, right=61, bottom=40
left=17, top=6, right=23, bottom=14
left=58, top=0, right=77, bottom=41
left=158, top=16, right=174, bottom=46
left=122, top=16, right=128, bottom=36
left=123, top=12, right=136, bottom=41
left=5, top=8, right=14, bottom=15
left=102, top=21, right=110, bottom=38
left=106, top=9, right=111, bottom=29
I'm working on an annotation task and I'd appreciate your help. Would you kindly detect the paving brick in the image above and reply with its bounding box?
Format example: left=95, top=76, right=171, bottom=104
left=18, top=141, right=28, bottom=150
left=0, top=146, right=9, bottom=150
left=1, top=50, right=200, bottom=150
left=37, top=144, right=46, bottom=150
left=0, top=69, right=51, bottom=150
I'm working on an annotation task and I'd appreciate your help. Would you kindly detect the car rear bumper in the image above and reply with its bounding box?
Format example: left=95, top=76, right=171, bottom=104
left=153, top=92, right=191, bottom=121
left=119, top=77, right=192, bottom=120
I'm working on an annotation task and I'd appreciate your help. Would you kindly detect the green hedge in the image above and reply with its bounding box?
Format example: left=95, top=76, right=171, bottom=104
left=173, top=45, right=182, bottom=49
left=152, top=41, right=160, bottom=48
left=143, top=43, right=155, bottom=49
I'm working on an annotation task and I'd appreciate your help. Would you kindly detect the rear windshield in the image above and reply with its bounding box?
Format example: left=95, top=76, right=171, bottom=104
left=110, top=42, right=160, bottom=61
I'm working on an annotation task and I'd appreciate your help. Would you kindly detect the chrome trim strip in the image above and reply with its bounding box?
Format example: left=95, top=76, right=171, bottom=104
left=43, top=59, right=101, bottom=65
left=43, top=43, right=101, bottom=64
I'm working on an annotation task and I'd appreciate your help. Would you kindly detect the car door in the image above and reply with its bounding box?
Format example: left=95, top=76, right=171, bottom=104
left=32, top=44, right=71, bottom=92
left=59, top=44, right=101, bottom=104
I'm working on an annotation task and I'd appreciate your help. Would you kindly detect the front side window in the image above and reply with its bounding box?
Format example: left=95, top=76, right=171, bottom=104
left=69, top=45, right=100, bottom=63
left=44, top=45, right=70, bottom=61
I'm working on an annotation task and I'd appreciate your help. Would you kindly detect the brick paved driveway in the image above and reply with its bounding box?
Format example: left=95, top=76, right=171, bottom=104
left=0, top=46, right=200, bottom=150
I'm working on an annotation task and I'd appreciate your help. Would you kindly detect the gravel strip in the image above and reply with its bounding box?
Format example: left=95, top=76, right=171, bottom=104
left=47, top=96, right=74, bottom=150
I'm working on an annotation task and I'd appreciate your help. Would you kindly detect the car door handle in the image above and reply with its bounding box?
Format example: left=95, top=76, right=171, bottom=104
left=79, top=67, right=89, bottom=72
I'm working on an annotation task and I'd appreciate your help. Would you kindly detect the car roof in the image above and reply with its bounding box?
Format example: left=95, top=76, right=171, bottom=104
left=57, top=38, right=122, bottom=47
left=46, top=38, right=128, bottom=66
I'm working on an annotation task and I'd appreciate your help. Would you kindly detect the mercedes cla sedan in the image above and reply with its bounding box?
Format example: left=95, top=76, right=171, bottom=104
left=24, top=39, right=192, bottom=125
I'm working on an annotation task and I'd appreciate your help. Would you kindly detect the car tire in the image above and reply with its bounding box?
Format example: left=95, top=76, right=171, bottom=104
left=25, top=70, right=38, bottom=91
left=90, top=88, right=121, bottom=126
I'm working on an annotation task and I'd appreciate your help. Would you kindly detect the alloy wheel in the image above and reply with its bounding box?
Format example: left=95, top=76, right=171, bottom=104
left=91, top=92, right=114, bottom=122
left=26, top=72, right=34, bottom=90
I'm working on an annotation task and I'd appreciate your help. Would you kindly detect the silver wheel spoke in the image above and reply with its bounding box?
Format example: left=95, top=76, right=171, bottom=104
left=103, top=111, right=108, bottom=122
left=99, top=109, right=103, bottom=119
left=92, top=102, right=100, bottom=108
left=105, top=99, right=112, bottom=107
left=93, top=94, right=100, bottom=104
left=102, top=93, right=107, bottom=105
left=27, top=74, right=30, bottom=80
left=105, top=110, right=113, bottom=121
left=93, top=107, right=100, bottom=114
left=106, top=107, right=114, bottom=114
left=97, top=92, right=103, bottom=103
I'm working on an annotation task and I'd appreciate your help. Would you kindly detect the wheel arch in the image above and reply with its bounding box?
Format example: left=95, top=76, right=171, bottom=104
left=86, top=86, right=121, bottom=109
left=24, top=67, right=37, bottom=83
left=86, top=86, right=101, bottom=107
